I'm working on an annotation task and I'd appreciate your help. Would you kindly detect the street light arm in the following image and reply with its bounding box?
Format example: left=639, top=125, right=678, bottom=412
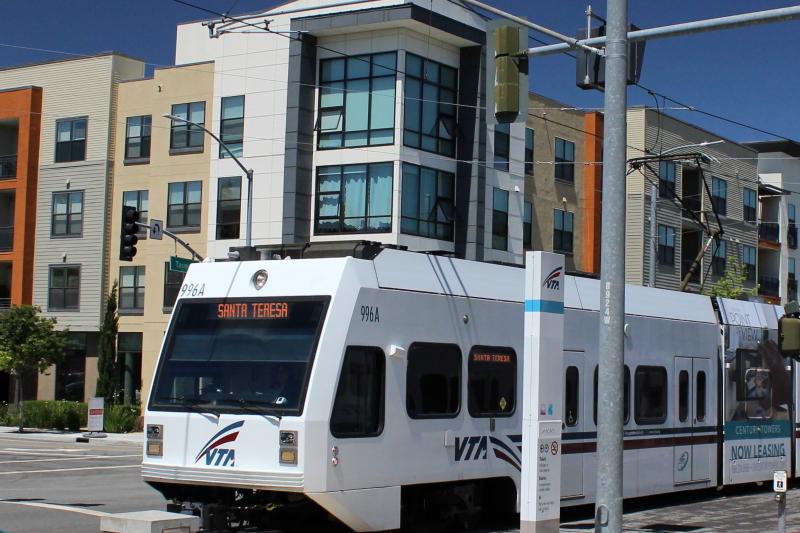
left=162, top=113, right=250, bottom=178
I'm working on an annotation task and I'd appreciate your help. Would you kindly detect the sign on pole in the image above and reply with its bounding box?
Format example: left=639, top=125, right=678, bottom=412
left=521, top=251, right=565, bottom=533
left=170, top=256, right=193, bottom=273
left=150, top=219, right=163, bottom=240
left=88, top=397, right=104, bottom=432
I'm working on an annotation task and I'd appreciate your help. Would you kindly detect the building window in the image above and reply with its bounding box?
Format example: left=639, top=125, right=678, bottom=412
left=523, top=201, right=532, bottom=250
left=743, top=188, right=757, bottom=224
left=330, top=347, right=385, bottom=438
left=170, top=102, right=205, bottom=151
left=659, top=161, right=676, bottom=198
left=493, top=123, right=510, bottom=171
left=119, top=266, right=145, bottom=313
left=56, top=333, right=86, bottom=401
left=400, top=163, right=455, bottom=240
left=404, top=53, right=457, bottom=157
left=318, top=53, right=397, bottom=149
left=555, top=137, right=575, bottom=181
left=220, top=95, right=244, bottom=158
left=789, top=204, right=797, bottom=249
left=51, top=191, right=83, bottom=237
left=55, top=118, right=87, bottom=163
left=315, top=163, right=393, bottom=234
left=167, top=181, right=202, bottom=230
left=634, top=366, right=667, bottom=425
left=123, top=190, right=148, bottom=238
left=216, top=177, right=241, bottom=240
left=468, top=346, right=516, bottom=417
left=163, top=262, right=186, bottom=309
left=789, top=258, right=797, bottom=301
left=657, top=224, right=675, bottom=266
left=406, top=343, right=461, bottom=419
left=48, top=266, right=80, bottom=311
left=125, top=116, right=151, bottom=161
left=491, top=188, right=509, bottom=250
left=525, top=128, right=534, bottom=175
left=712, top=239, right=727, bottom=276
left=711, top=177, right=727, bottom=216
left=743, top=244, right=756, bottom=282
left=553, top=209, right=574, bottom=253
left=117, top=332, right=143, bottom=405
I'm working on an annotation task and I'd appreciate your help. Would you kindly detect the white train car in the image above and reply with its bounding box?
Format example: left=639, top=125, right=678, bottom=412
left=141, top=248, right=784, bottom=532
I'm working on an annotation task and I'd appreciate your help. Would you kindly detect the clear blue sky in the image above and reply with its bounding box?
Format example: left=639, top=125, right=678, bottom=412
left=1, top=0, right=796, bottom=142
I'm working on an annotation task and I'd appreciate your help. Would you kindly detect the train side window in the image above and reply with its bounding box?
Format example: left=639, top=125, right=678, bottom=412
left=696, top=371, right=706, bottom=422
left=406, top=343, right=461, bottom=418
left=593, top=365, right=630, bottom=425
left=678, top=370, right=689, bottom=422
left=467, top=346, right=516, bottom=417
left=634, top=366, right=667, bottom=425
left=330, top=347, right=385, bottom=438
left=565, top=366, right=579, bottom=426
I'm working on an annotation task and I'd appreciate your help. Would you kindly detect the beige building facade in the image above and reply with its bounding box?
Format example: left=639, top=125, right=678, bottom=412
left=110, top=62, right=214, bottom=404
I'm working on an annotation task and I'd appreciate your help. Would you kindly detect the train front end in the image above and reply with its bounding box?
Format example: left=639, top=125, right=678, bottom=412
left=141, top=256, right=363, bottom=530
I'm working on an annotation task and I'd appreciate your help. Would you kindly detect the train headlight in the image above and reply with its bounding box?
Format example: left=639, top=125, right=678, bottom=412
left=279, top=430, right=298, bottom=465
left=252, top=269, right=268, bottom=290
left=146, top=424, right=163, bottom=457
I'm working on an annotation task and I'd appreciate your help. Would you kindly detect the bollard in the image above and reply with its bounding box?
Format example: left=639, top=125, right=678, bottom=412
left=774, top=470, right=787, bottom=533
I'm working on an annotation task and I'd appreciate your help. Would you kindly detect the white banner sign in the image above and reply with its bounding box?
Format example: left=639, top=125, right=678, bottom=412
left=88, top=397, right=104, bottom=432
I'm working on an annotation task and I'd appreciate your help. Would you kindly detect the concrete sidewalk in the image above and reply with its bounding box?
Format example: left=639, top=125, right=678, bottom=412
left=0, top=426, right=143, bottom=445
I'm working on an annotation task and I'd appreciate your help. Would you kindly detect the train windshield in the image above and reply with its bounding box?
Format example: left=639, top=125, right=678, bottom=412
left=149, top=297, right=328, bottom=415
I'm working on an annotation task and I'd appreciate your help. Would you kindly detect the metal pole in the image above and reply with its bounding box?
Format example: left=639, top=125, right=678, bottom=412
left=596, top=0, right=627, bottom=530
left=649, top=181, right=656, bottom=287
left=527, top=5, right=800, bottom=56
left=246, top=169, right=253, bottom=248
left=777, top=493, right=786, bottom=533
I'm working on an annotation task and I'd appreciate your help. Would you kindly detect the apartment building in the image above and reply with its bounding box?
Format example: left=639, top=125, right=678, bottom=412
left=747, top=140, right=800, bottom=304
left=173, top=0, right=535, bottom=266
left=0, top=54, right=145, bottom=402
left=0, top=86, right=42, bottom=402
left=110, top=62, right=214, bottom=404
left=524, top=93, right=601, bottom=273
left=625, top=108, right=758, bottom=293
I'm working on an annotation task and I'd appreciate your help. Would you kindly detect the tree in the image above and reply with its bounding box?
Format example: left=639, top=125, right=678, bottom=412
left=95, top=280, right=118, bottom=404
left=0, top=305, right=68, bottom=432
left=706, top=257, right=755, bottom=300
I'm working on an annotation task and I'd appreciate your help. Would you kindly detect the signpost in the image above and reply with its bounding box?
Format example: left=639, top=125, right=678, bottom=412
left=170, top=256, right=194, bottom=273
left=521, top=251, right=565, bottom=533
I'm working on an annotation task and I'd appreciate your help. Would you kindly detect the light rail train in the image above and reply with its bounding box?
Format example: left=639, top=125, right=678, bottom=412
left=142, top=246, right=795, bottom=531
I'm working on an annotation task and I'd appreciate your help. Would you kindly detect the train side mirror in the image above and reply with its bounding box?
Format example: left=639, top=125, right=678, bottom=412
left=778, top=316, right=800, bottom=360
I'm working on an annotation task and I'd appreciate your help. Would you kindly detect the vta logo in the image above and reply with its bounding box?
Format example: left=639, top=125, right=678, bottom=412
left=543, top=267, right=562, bottom=291
left=195, top=421, right=243, bottom=467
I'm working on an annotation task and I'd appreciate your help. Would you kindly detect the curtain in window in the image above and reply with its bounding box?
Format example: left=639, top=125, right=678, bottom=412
left=368, top=163, right=393, bottom=230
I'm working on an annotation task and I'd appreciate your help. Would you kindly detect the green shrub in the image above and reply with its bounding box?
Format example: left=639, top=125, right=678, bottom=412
left=104, top=404, right=140, bottom=433
left=0, top=403, right=16, bottom=426
left=10, top=400, right=87, bottom=430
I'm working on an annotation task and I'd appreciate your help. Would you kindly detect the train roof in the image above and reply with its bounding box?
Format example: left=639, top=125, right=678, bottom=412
left=373, top=249, right=718, bottom=324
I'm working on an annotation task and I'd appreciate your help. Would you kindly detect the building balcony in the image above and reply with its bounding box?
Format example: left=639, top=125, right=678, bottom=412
left=759, top=275, right=780, bottom=297
left=759, top=223, right=780, bottom=244
left=0, top=155, right=16, bottom=179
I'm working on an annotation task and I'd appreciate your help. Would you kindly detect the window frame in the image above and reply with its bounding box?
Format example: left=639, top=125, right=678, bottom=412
left=467, top=345, right=517, bottom=418
left=163, top=262, right=186, bottom=311
left=330, top=346, right=386, bottom=438
left=491, top=188, right=509, bottom=250
left=403, top=52, right=458, bottom=157
left=554, top=137, right=575, bottom=182
left=657, top=224, right=676, bottom=266
left=219, top=95, right=245, bottom=158
left=119, top=265, right=146, bottom=314
left=658, top=160, right=676, bottom=198
left=678, top=369, right=689, bottom=422
left=55, top=117, right=87, bottom=163
left=216, top=176, right=242, bottom=240
left=400, top=163, right=455, bottom=241
left=122, top=190, right=148, bottom=239
left=696, top=370, right=707, bottom=422
left=314, top=163, right=394, bottom=235
left=406, top=342, right=462, bottom=419
left=743, top=244, right=756, bottom=282
left=553, top=208, right=574, bottom=254
left=743, top=187, right=757, bottom=224
left=170, top=101, right=206, bottom=153
left=48, top=265, right=80, bottom=311
left=51, top=191, right=84, bottom=238
left=124, top=115, right=152, bottom=162
left=317, top=52, right=397, bottom=150
left=712, top=239, right=727, bottom=276
left=523, top=201, right=533, bottom=250
left=525, top=128, right=534, bottom=175
left=711, top=177, right=727, bottom=216
left=565, top=366, right=579, bottom=427
left=634, top=365, right=668, bottom=425
left=493, top=123, right=510, bottom=172
left=167, top=181, right=202, bottom=232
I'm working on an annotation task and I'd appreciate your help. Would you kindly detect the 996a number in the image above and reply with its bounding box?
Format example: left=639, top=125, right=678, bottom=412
left=361, top=305, right=379, bottom=323
left=180, top=283, right=206, bottom=297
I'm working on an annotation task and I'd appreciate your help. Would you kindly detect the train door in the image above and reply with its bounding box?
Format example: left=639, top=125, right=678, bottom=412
left=673, top=357, right=711, bottom=484
left=561, top=351, right=584, bottom=498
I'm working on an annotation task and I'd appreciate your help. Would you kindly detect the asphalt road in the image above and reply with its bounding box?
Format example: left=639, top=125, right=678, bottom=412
left=0, top=429, right=797, bottom=532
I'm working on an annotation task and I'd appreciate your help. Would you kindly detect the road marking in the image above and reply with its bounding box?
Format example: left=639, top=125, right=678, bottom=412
left=0, top=464, right=139, bottom=475
left=0, top=499, right=109, bottom=518
left=0, top=454, right=140, bottom=465
left=1, top=448, right=85, bottom=453
left=0, top=450, right=138, bottom=458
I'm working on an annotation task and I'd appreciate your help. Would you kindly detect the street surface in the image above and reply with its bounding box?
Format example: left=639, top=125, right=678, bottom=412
left=0, top=428, right=796, bottom=532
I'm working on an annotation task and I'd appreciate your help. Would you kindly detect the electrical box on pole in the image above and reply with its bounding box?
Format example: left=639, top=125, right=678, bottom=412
left=486, top=20, right=528, bottom=125
left=576, top=24, right=645, bottom=90
left=119, top=205, right=139, bottom=261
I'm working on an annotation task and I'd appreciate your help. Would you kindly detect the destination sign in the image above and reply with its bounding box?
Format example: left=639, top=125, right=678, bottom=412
left=472, top=352, right=513, bottom=364
left=217, top=302, right=289, bottom=319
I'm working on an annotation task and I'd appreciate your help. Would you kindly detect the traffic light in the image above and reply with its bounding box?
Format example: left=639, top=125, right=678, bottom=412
left=119, top=205, right=139, bottom=261
left=487, top=22, right=528, bottom=125
left=779, top=315, right=800, bottom=360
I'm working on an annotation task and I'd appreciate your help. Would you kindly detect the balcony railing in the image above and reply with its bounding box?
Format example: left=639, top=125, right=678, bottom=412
left=0, top=298, right=10, bottom=312
left=759, top=275, right=780, bottom=297
left=0, top=226, right=11, bottom=252
left=0, top=155, right=16, bottom=179
left=788, top=224, right=798, bottom=250
left=759, top=223, right=780, bottom=244
left=681, top=259, right=700, bottom=284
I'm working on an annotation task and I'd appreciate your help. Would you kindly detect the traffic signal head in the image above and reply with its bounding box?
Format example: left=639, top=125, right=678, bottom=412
left=119, top=205, right=140, bottom=262
left=494, top=25, right=520, bottom=123
left=779, top=316, right=800, bottom=360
